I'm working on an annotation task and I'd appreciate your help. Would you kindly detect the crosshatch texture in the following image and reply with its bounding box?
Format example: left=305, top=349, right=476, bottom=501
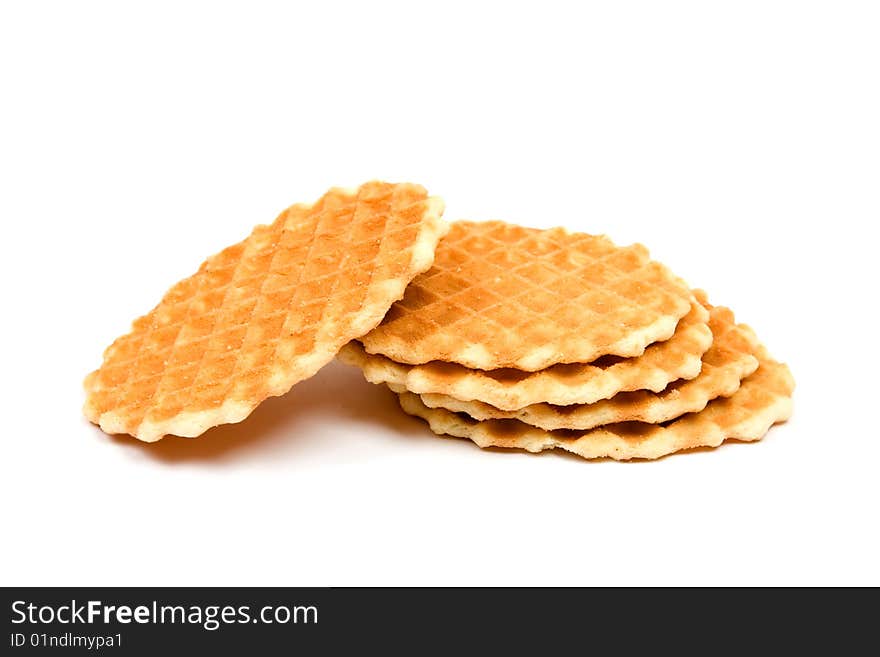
left=359, top=221, right=694, bottom=371
left=340, top=297, right=712, bottom=409
left=84, top=181, right=447, bottom=442
left=415, top=300, right=760, bottom=430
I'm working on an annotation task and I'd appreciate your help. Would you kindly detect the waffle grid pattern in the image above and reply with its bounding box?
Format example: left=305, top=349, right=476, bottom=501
left=360, top=221, right=693, bottom=370
left=84, top=182, right=447, bottom=441
left=416, top=303, right=760, bottom=430
left=340, top=297, right=711, bottom=409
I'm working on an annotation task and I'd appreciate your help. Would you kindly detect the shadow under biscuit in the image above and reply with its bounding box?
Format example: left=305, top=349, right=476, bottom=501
left=95, top=360, right=422, bottom=465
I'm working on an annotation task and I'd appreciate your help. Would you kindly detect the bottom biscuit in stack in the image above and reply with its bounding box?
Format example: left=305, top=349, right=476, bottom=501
left=395, top=347, right=793, bottom=461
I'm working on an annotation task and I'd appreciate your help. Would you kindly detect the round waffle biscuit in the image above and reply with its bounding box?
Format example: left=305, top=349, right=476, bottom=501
left=84, top=181, right=447, bottom=442
left=359, top=220, right=694, bottom=371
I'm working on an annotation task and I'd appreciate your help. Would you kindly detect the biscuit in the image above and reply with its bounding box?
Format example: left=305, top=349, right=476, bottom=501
left=84, top=181, right=447, bottom=441
left=359, top=221, right=694, bottom=371
left=397, top=346, right=793, bottom=461
left=413, top=301, right=758, bottom=430
left=339, top=296, right=711, bottom=409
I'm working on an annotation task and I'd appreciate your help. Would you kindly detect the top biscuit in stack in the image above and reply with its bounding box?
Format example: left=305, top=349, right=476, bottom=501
left=360, top=221, right=697, bottom=370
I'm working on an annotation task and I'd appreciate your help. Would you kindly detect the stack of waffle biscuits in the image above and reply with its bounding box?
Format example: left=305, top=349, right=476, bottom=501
left=85, top=182, right=793, bottom=460
left=342, top=221, right=794, bottom=461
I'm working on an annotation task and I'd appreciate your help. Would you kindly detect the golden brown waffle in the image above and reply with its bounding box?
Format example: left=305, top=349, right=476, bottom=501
left=339, top=297, right=712, bottom=409
left=397, top=346, right=794, bottom=461
left=359, top=221, right=694, bottom=371
left=414, top=302, right=759, bottom=430
left=84, top=181, right=448, bottom=442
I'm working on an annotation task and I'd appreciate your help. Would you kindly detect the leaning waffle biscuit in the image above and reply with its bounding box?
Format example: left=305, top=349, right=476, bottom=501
left=415, top=301, right=759, bottom=430
left=396, top=346, right=794, bottom=461
left=84, top=181, right=448, bottom=442
left=339, top=297, right=712, bottom=410
left=359, top=221, right=694, bottom=371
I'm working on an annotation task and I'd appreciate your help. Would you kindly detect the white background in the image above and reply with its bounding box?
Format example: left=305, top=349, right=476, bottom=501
left=1, top=1, right=878, bottom=586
